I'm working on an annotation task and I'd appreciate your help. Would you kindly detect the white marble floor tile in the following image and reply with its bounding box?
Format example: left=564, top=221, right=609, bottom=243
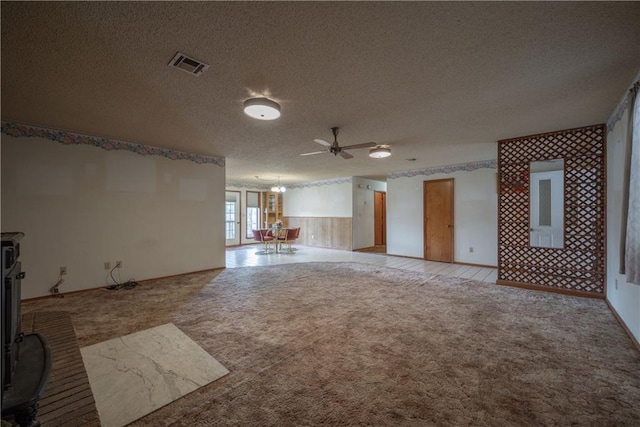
left=471, top=267, right=495, bottom=282
left=81, top=323, right=229, bottom=427
left=458, top=266, right=482, bottom=279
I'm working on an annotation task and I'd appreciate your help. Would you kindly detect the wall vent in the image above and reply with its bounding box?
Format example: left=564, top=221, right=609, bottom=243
left=168, top=52, right=209, bottom=76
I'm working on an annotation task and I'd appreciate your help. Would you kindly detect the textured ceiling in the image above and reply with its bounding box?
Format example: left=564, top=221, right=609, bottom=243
left=2, top=2, right=639, bottom=185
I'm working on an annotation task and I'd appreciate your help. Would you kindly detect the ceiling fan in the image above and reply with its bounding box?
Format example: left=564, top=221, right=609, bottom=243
left=300, top=127, right=377, bottom=159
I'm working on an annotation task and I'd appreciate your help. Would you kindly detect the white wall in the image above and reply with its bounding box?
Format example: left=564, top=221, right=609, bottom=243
left=352, top=177, right=387, bottom=250
left=1, top=135, right=226, bottom=298
left=284, top=181, right=352, bottom=217
left=387, top=167, right=498, bottom=266
left=606, top=107, right=640, bottom=344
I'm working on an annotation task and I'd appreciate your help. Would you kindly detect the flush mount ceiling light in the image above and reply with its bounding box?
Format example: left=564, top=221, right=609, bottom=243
left=369, top=146, right=392, bottom=158
left=243, top=97, right=281, bottom=120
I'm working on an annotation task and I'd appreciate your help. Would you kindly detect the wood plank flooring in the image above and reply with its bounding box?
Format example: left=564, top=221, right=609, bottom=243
left=226, top=245, right=497, bottom=283
left=21, top=311, right=100, bottom=427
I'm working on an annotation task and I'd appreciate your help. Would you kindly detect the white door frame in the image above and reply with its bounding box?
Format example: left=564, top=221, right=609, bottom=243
left=530, top=170, right=564, bottom=248
left=225, top=191, right=241, bottom=246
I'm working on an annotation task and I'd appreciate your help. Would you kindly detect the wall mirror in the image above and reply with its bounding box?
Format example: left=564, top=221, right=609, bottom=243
left=530, top=159, right=564, bottom=248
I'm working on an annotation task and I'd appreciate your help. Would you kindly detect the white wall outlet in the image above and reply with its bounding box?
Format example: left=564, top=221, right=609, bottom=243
left=116, top=261, right=122, bottom=268
left=104, top=262, right=111, bottom=270
left=60, top=266, right=67, bottom=275
left=469, top=247, right=474, bottom=253
left=615, top=278, right=618, bottom=289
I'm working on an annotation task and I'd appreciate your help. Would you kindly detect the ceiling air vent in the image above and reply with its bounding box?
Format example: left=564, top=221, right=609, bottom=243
left=168, top=52, right=209, bottom=77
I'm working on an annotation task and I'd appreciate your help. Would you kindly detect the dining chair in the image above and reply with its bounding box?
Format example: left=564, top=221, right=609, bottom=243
left=253, top=229, right=275, bottom=254
left=279, top=227, right=300, bottom=253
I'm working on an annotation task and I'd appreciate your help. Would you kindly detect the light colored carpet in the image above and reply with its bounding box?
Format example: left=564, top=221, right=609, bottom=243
left=81, top=323, right=228, bottom=427
left=23, top=262, right=640, bottom=426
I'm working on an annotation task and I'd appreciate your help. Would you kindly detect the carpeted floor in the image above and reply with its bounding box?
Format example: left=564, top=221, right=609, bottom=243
left=22, top=262, right=640, bottom=426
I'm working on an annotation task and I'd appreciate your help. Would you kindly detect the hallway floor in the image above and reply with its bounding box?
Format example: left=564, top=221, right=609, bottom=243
left=226, top=245, right=498, bottom=283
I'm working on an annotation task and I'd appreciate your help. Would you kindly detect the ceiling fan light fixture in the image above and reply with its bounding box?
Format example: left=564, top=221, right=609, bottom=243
left=243, top=97, right=281, bottom=120
left=369, top=146, right=391, bottom=158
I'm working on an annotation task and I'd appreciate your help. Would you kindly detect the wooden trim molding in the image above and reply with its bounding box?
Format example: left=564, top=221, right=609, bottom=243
left=496, top=279, right=605, bottom=299
left=23, top=267, right=225, bottom=301
left=605, top=298, right=640, bottom=355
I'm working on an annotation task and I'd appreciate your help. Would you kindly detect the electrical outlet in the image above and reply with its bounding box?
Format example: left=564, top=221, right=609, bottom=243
left=615, top=278, right=618, bottom=290
left=60, top=266, right=67, bottom=275
left=115, top=261, right=122, bottom=268
left=104, top=262, right=111, bottom=270
left=469, top=247, right=474, bottom=253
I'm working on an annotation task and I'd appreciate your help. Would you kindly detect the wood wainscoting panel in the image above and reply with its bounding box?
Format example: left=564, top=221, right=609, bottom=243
left=284, top=217, right=352, bottom=251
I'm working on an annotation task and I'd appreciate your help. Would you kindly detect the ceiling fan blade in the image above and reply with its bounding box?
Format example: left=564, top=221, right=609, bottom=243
left=313, top=138, right=331, bottom=147
left=339, top=151, right=354, bottom=159
left=341, top=142, right=377, bottom=150
left=299, top=150, right=328, bottom=156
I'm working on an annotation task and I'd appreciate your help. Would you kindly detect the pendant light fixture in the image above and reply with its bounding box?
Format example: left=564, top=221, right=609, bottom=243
left=243, top=97, right=281, bottom=120
left=270, top=177, right=286, bottom=193
left=369, top=146, right=392, bottom=158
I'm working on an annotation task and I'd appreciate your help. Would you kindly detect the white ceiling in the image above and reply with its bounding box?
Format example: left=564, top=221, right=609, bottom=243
left=2, top=2, right=639, bottom=185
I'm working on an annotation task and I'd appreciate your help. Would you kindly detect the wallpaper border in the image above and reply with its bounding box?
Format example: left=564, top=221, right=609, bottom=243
left=226, top=177, right=353, bottom=191
left=1, top=121, right=225, bottom=167
left=387, top=159, right=497, bottom=179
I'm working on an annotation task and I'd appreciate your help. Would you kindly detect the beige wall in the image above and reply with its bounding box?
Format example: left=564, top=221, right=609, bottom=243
left=386, top=166, right=498, bottom=266
left=284, top=181, right=353, bottom=217
left=1, top=135, right=226, bottom=298
left=606, top=106, right=640, bottom=344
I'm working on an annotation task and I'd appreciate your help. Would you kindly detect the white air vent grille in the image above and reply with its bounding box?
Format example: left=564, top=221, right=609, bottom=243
left=168, top=52, right=209, bottom=76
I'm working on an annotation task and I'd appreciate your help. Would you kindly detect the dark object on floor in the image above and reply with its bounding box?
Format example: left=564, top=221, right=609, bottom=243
left=2, top=232, right=51, bottom=427
left=21, top=311, right=100, bottom=426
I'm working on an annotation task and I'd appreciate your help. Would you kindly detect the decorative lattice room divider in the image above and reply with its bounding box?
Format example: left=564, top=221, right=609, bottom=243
left=497, top=124, right=606, bottom=297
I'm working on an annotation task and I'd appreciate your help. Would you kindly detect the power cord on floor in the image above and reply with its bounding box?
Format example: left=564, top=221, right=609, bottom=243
left=105, top=263, right=138, bottom=291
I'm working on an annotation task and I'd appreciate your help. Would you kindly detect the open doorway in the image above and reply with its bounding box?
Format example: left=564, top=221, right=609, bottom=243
left=374, top=191, right=387, bottom=250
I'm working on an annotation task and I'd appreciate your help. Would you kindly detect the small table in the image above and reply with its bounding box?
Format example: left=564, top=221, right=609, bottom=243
left=269, top=227, right=287, bottom=253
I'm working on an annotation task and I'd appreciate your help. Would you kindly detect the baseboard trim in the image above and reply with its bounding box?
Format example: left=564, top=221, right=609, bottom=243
left=454, top=261, right=498, bottom=269
left=22, top=266, right=225, bottom=302
left=496, top=280, right=605, bottom=299
left=605, top=298, right=640, bottom=355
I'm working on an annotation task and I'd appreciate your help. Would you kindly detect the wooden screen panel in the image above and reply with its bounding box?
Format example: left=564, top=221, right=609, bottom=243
left=497, top=124, right=606, bottom=297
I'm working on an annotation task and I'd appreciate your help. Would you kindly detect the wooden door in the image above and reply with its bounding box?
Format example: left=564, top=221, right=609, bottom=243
left=374, top=191, right=386, bottom=245
left=423, top=179, right=454, bottom=262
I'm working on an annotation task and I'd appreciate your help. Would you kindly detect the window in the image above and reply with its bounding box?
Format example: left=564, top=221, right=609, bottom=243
left=246, top=191, right=261, bottom=238
left=225, top=201, right=236, bottom=239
